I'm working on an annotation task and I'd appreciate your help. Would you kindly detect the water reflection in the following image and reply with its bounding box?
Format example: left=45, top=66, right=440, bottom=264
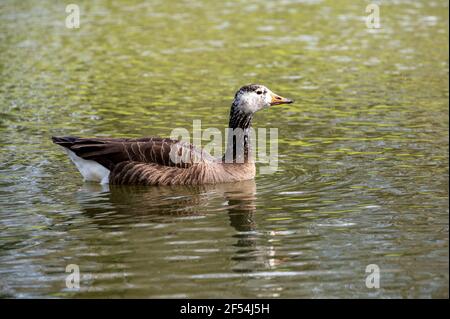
left=77, top=180, right=256, bottom=221
left=76, top=180, right=283, bottom=276
left=0, top=0, right=448, bottom=298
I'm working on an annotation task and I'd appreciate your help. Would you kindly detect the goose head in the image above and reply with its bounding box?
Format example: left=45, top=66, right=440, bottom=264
left=232, top=84, right=294, bottom=114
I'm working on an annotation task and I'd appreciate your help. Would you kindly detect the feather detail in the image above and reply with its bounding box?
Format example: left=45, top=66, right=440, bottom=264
left=52, top=136, right=255, bottom=185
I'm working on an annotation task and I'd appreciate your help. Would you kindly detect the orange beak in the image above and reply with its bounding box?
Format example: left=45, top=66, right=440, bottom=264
left=270, top=93, right=294, bottom=106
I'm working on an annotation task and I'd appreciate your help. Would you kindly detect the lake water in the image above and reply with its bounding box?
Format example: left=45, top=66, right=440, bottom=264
left=0, top=0, right=448, bottom=298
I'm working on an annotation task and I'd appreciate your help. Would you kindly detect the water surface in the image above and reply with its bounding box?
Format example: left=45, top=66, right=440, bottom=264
left=0, top=0, right=448, bottom=298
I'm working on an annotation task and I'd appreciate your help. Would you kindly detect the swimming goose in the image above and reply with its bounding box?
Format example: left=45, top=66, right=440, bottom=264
left=52, top=84, right=293, bottom=185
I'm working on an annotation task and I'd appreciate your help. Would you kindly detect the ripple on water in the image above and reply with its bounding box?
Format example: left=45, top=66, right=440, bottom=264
left=0, top=0, right=448, bottom=298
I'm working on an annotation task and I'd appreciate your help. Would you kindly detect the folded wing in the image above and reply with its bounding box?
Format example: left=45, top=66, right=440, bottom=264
left=52, top=136, right=216, bottom=170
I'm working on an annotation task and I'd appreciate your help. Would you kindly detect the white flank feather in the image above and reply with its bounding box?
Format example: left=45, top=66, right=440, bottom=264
left=65, top=149, right=110, bottom=184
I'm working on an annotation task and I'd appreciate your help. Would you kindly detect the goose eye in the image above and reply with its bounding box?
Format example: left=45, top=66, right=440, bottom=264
left=256, top=90, right=263, bottom=95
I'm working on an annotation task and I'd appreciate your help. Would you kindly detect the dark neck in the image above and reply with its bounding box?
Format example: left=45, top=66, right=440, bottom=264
left=223, top=103, right=254, bottom=163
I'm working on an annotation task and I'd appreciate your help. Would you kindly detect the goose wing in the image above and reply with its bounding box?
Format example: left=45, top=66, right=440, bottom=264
left=52, top=136, right=216, bottom=170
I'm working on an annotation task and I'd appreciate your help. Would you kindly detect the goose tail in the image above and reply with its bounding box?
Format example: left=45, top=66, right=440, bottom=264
left=51, top=136, right=110, bottom=184
left=51, top=136, right=78, bottom=144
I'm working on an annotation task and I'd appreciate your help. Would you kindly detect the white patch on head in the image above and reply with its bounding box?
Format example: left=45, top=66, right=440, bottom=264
left=236, top=85, right=274, bottom=114
left=65, top=149, right=110, bottom=184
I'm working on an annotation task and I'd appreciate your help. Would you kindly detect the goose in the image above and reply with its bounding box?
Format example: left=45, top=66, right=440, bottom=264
left=52, top=84, right=293, bottom=185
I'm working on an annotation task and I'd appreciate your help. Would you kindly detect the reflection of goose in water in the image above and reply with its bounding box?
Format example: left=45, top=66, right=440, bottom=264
left=77, top=179, right=257, bottom=221
left=53, top=85, right=293, bottom=185
left=76, top=180, right=285, bottom=273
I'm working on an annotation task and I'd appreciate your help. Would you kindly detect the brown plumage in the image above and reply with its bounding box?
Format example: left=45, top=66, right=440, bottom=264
left=52, top=84, right=293, bottom=185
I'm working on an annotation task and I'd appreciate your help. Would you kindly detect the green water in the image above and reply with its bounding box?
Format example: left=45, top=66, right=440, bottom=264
left=0, top=0, right=448, bottom=298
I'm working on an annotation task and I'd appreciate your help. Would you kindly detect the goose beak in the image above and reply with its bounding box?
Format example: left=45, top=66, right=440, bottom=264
left=270, top=93, right=294, bottom=106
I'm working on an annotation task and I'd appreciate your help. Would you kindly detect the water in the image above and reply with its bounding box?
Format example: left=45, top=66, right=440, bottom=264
left=0, top=0, right=448, bottom=298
